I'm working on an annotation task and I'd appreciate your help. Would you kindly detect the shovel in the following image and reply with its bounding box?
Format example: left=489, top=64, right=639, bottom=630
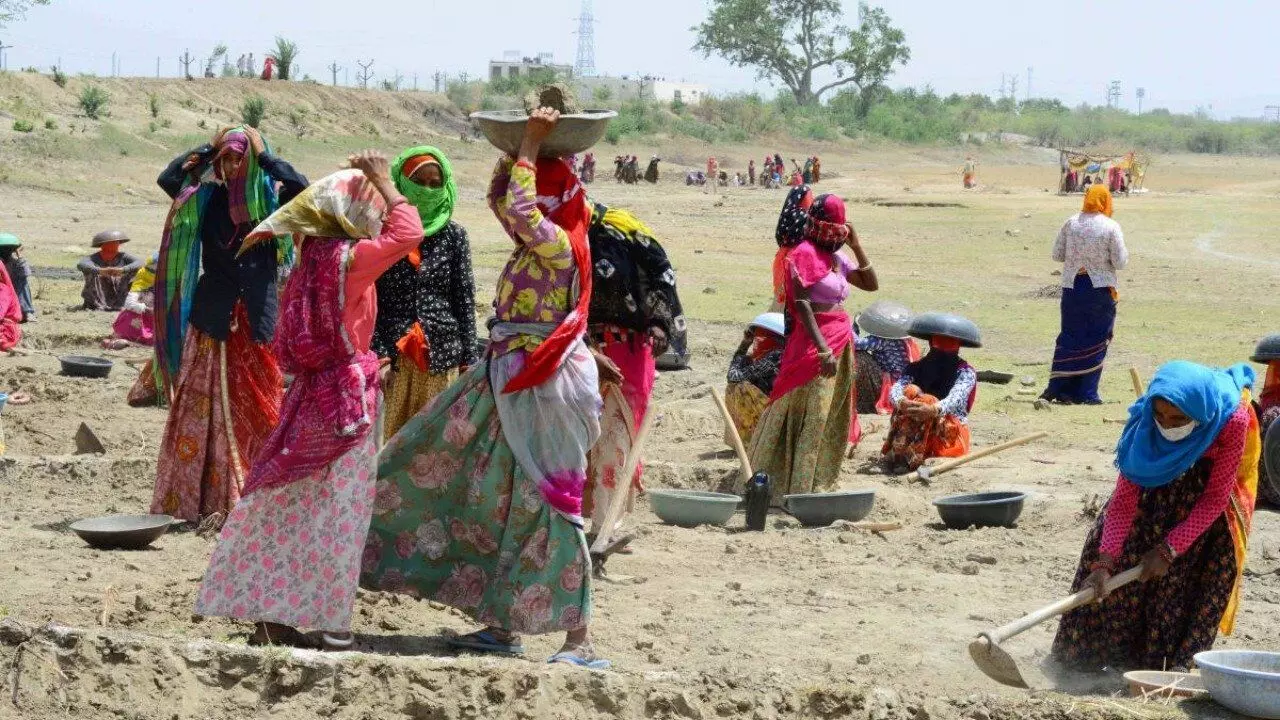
left=969, top=566, right=1141, bottom=688
left=1129, top=367, right=1145, bottom=398
left=709, top=388, right=754, bottom=484
left=915, top=431, right=1048, bottom=482
left=589, top=406, right=654, bottom=578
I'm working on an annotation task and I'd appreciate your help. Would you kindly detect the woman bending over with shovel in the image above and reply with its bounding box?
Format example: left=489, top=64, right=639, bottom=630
left=1053, top=361, right=1260, bottom=672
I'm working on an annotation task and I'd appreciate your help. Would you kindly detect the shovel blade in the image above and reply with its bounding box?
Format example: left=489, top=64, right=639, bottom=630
left=968, top=636, right=1030, bottom=689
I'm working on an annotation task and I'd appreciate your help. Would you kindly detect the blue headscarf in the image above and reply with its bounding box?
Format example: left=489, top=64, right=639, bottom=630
left=1116, top=361, right=1254, bottom=488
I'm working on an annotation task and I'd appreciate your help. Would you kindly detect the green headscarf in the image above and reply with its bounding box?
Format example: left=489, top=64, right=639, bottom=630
left=391, top=146, right=457, bottom=238
left=0, top=233, right=20, bottom=248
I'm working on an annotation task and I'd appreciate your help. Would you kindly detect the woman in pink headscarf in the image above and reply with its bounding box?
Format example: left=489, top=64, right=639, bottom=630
left=194, top=151, right=423, bottom=650
left=748, top=194, right=878, bottom=504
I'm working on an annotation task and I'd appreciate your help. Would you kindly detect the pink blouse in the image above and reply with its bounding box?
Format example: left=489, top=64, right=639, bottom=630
left=1100, top=402, right=1251, bottom=557
left=789, top=241, right=853, bottom=306
left=342, top=201, right=424, bottom=351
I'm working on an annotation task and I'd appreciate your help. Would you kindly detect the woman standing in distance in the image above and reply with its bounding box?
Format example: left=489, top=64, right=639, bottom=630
left=1042, top=186, right=1128, bottom=405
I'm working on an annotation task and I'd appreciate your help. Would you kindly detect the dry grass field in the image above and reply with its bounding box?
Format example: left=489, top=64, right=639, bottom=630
left=1, top=74, right=1277, bottom=719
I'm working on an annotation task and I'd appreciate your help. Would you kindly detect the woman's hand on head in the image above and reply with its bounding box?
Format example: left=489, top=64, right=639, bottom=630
left=526, top=107, right=560, bottom=144
left=348, top=150, right=390, bottom=180
left=243, top=127, right=266, bottom=156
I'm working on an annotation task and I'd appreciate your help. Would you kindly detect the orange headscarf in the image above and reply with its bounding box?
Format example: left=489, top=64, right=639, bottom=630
left=1082, top=185, right=1113, bottom=217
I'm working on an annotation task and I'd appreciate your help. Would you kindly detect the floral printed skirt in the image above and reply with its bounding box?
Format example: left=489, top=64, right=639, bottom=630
left=723, top=380, right=770, bottom=448
left=150, top=313, right=283, bottom=523
left=194, top=431, right=378, bottom=633
left=383, top=362, right=457, bottom=442
left=1052, top=461, right=1237, bottom=671
left=361, top=363, right=592, bottom=635
left=747, top=345, right=853, bottom=505
left=882, top=408, right=971, bottom=473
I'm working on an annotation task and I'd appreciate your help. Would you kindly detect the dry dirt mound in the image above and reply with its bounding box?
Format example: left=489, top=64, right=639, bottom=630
left=0, top=73, right=466, bottom=143
left=0, top=620, right=1174, bottom=720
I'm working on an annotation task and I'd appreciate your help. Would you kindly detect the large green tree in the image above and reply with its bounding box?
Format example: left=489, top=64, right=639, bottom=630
left=694, top=0, right=909, bottom=109
left=1, top=0, right=50, bottom=28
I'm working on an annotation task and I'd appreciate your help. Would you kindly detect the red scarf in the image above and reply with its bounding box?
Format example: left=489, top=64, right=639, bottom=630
left=502, top=158, right=593, bottom=394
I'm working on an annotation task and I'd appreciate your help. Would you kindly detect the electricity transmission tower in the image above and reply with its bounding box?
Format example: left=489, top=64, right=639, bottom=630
left=574, top=0, right=597, bottom=77
left=1136, top=87, right=1146, bottom=116
left=328, top=62, right=342, bottom=86
left=1107, top=81, right=1122, bottom=108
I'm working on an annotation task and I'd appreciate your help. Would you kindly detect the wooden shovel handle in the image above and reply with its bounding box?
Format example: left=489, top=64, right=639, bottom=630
left=927, top=431, right=1049, bottom=477
left=710, top=387, right=753, bottom=481
left=985, top=566, right=1142, bottom=644
left=1129, top=367, right=1145, bottom=398
left=589, top=407, right=655, bottom=556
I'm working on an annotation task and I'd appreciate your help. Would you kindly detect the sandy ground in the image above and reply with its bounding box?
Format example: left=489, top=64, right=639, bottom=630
left=1, top=76, right=1279, bottom=718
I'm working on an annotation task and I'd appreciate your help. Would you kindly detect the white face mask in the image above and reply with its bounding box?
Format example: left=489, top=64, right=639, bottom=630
left=1157, top=420, right=1198, bottom=443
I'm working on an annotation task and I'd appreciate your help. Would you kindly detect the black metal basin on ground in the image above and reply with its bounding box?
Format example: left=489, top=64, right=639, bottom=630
left=932, top=491, right=1026, bottom=529
left=69, top=514, right=173, bottom=550
left=783, top=490, right=876, bottom=527
left=59, top=355, right=114, bottom=379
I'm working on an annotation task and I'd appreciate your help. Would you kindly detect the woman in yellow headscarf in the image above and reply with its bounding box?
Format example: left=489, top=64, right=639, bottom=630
left=1042, top=186, right=1128, bottom=405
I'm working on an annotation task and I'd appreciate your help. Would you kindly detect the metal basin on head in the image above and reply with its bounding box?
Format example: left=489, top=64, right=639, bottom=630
left=470, top=110, right=617, bottom=158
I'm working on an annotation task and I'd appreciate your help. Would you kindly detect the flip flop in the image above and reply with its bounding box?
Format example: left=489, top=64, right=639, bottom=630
left=321, top=633, right=355, bottom=651
left=548, top=651, right=612, bottom=670
left=447, top=630, right=524, bottom=656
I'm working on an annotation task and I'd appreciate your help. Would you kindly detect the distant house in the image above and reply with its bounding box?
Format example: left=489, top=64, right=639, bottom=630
left=489, top=52, right=574, bottom=82
left=576, top=75, right=710, bottom=105
left=650, top=81, right=708, bottom=104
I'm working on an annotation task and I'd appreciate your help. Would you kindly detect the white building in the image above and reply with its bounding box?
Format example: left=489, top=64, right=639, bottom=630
left=650, top=80, right=709, bottom=104
left=575, top=75, right=711, bottom=105
left=488, top=52, right=574, bottom=82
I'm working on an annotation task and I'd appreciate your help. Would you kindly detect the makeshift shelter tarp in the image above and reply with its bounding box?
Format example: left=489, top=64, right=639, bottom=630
left=1058, top=150, right=1149, bottom=193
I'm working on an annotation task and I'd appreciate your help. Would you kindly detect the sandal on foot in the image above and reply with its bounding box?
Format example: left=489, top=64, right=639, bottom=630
left=447, top=630, right=524, bottom=656
left=248, top=623, right=318, bottom=649
left=548, top=650, right=612, bottom=670
left=321, top=633, right=355, bottom=651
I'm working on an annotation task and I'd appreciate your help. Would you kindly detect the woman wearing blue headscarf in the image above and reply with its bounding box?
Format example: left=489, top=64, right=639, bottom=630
left=1052, top=361, right=1261, bottom=671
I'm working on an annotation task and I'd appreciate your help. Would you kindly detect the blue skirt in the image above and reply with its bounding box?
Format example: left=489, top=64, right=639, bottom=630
left=1044, top=273, right=1116, bottom=404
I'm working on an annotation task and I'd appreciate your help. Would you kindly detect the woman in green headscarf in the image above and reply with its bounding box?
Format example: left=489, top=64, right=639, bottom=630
left=373, top=146, right=478, bottom=440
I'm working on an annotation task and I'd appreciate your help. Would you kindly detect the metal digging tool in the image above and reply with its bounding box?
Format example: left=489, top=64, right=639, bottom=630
left=915, top=431, right=1048, bottom=482
left=969, top=566, right=1141, bottom=688
left=589, top=407, right=655, bottom=578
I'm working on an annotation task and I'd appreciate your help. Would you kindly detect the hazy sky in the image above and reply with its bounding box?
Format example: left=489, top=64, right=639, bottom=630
left=5, top=0, right=1279, bottom=119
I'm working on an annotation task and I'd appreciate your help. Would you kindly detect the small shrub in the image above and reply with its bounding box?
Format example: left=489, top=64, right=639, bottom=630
left=360, top=121, right=379, bottom=137
left=160, top=118, right=172, bottom=128
left=51, top=65, right=67, bottom=88
left=12, top=119, right=34, bottom=133
left=44, top=119, right=56, bottom=130
left=78, top=85, right=110, bottom=119
left=287, top=107, right=308, bottom=137
left=198, top=119, right=208, bottom=129
left=21, top=66, right=38, bottom=73
left=148, top=121, right=159, bottom=133
left=241, top=95, right=267, bottom=128
left=178, top=98, right=196, bottom=110
left=147, top=93, right=161, bottom=119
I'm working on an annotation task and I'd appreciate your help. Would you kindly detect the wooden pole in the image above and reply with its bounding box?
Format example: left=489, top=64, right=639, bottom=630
left=589, top=408, right=654, bottom=556
left=1129, top=367, right=1145, bottom=398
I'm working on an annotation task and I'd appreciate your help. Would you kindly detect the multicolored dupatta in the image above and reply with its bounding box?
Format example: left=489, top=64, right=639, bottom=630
left=153, top=128, right=282, bottom=395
